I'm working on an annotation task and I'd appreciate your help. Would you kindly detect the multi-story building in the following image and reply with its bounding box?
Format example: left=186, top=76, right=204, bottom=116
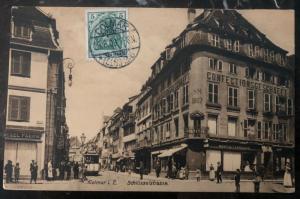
left=144, top=9, right=294, bottom=178
left=4, top=7, right=67, bottom=178
left=121, top=95, right=139, bottom=171
left=134, top=85, right=152, bottom=173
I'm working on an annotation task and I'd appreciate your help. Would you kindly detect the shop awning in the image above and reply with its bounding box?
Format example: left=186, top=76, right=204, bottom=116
left=151, top=149, right=168, bottom=155
left=117, top=157, right=124, bottom=162
left=158, top=144, right=187, bottom=158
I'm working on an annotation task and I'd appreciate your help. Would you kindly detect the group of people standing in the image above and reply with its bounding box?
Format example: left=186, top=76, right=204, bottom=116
left=4, top=160, right=37, bottom=184
left=44, top=160, right=83, bottom=181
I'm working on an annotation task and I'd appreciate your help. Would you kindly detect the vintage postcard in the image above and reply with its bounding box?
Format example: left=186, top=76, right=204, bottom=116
left=2, top=6, right=295, bottom=192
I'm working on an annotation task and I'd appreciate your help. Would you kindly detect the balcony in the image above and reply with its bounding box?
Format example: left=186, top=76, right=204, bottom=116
left=184, top=127, right=209, bottom=139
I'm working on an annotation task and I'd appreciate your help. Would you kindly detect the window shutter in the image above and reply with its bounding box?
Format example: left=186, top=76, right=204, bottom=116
left=9, top=97, right=19, bottom=120
left=11, top=51, right=21, bottom=74
left=23, top=52, right=31, bottom=76
left=20, top=97, right=30, bottom=121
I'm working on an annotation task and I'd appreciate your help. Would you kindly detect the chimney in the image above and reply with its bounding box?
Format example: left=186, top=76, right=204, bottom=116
left=187, top=8, right=196, bottom=24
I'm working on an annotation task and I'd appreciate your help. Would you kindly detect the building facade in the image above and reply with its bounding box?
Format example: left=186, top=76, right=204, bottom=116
left=4, top=7, right=67, bottom=178
left=96, top=9, right=294, bottom=179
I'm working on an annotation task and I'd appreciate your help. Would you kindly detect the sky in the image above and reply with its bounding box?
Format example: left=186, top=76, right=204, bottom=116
left=40, top=8, right=294, bottom=140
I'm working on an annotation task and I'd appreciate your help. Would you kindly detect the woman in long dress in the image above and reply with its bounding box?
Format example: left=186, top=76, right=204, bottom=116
left=47, top=161, right=53, bottom=180
left=209, top=163, right=215, bottom=181
left=283, top=162, right=292, bottom=187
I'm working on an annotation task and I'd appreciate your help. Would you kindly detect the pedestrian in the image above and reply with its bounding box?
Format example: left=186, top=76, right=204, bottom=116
left=234, top=169, right=241, bottom=192
left=283, top=161, right=292, bottom=187
left=81, top=165, right=87, bottom=182
left=4, top=160, right=13, bottom=183
left=14, top=162, right=20, bottom=183
left=139, top=161, right=144, bottom=180
left=30, top=160, right=35, bottom=184
left=66, top=162, right=71, bottom=180
left=196, top=168, right=201, bottom=182
left=171, top=163, right=177, bottom=179
left=253, top=170, right=261, bottom=193
left=185, top=166, right=189, bottom=180
left=155, top=159, right=161, bottom=178
left=47, top=161, right=53, bottom=180
left=216, top=162, right=223, bottom=183
left=73, top=162, right=79, bottom=179
left=209, top=163, right=215, bottom=181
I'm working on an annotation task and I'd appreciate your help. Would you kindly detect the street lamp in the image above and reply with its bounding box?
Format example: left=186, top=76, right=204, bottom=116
left=63, top=58, right=75, bottom=87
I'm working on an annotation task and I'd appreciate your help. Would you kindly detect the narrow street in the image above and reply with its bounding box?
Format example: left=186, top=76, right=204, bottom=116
left=3, top=170, right=292, bottom=193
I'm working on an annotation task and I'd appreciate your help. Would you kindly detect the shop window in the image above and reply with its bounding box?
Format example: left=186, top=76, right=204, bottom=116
left=223, top=152, right=241, bottom=171
left=227, top=117, right=237, bottom=137
left=11, top=50, right=31, bottom=77
left=229, top=63, right=237, bottom=74
left=228, top=87, right=238, bottom=107
left=208, top=115, right=217, bottom=135
left=8, top=95, right=30, bottom=121
left=206, top=150, right=221, bottom=171
left=264, top=93, right=272, bottom=112
left=241, top=152, right=256, bottom=171
left=208, top=83, right=218, bottom=104
left=248, top=90, right=256, bottom=110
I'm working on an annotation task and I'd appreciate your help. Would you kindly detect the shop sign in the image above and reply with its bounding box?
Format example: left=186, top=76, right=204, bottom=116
left=210, top=144, right=254, bottom=151
left=5, top=131, right=42, bottom=141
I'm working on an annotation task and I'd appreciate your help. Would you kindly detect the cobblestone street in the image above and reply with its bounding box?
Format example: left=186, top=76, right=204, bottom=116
left=3, top=171, right=293, bottom=193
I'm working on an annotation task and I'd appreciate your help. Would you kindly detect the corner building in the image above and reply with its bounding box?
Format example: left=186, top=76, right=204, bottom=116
left=145, top=9, right=294, bottom=178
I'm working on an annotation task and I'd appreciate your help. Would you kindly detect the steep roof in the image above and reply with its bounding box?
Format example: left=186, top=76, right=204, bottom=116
left=11, top=6, right=60, bottom=50
left=193, top=9, right=287, bottom=53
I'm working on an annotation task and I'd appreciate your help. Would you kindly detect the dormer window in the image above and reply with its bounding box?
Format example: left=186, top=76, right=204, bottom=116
left=248, top=44, right=254, bottom=57
left=254, top=46, right=260, bottom=57
left=13, top=23, right=31, bottom=39
left=211, top=34, right=220, bottom=47
left=233, top=40, right=240, bottom=52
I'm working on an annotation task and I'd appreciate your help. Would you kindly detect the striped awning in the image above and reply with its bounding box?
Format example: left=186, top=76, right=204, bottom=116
left=158, top=144, right=188, bottom=158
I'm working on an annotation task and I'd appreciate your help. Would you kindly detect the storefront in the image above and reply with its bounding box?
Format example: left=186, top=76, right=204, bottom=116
left=4, top=127, right=44, bottom=178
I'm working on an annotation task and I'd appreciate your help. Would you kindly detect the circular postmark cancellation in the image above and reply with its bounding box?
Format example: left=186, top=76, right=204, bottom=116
left=89, top=17, right=140, bottom=69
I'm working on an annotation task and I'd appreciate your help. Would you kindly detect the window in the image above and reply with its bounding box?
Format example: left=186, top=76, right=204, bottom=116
left=248, top=90, right=255, bottom=110
left=169, top=93, right=174, bottom=111
left=211, top=34, right=220, bottom=47
left=208, top=83, right=218, bottom=104
left=228, top=87, right=238, bottom=107
left=287, top=99, right=293, bottom=115
left=233, top=40, right=240, bottom=52
left=183, top=114, right=189, bottom=131
left=11, top=50, right=31, bottom=77
left=208, top=58, right=222, bottom=71
left=174, top=118, right=179, bottom=137
left=270, top=51, right=275, bottom=62
left=208, top=115, right=217, bottom=135
left=14, top=24, right=31, bottom=39
left=245, top=67, right=249, bottom=77
left=183, top=84, right=189, bottom=105
left=224, top=39, right=232, bottom=50
left=8, top=95, right=30, bottom=121
left=174, top=90, right=179, bottom=109
left=254, top=46, right=260, bottom=57
left=228, top=117, right=237, bottom=137
left=264, top=122, right=271, bottom=140
left=194, top=119, right=201, bottom=131
left=229, top=63, right=237, bottom=74
left=264, top=93, right=272, bottom=112
left=161, top=98, right=166, bottom=114
left=248, top=44, right=254, bottom=57
left=275, top=96, right=286, bottom=113
left=257, top=121, right=262, bottom=139
left=165, top=122, right=170, bottom=138
left=243, top=120, right=248, bottom=137
left=264, top=49, right=269, bottom=61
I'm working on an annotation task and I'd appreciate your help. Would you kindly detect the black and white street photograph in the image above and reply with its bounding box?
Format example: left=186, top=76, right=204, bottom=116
left=1, top=4, right=295, bottom=193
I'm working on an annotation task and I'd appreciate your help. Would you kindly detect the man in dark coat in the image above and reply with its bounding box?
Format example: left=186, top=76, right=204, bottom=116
left=234, top=169, right=241, bottom=192
left=139, top=161, right=144, bottom=180
left=155, top=159, right=161, bottom=178
left=216, top=162, right=223, bottom=183
left=73, top=162, right=79, bottom=179
left=4, top=160, right=13, bottom=183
